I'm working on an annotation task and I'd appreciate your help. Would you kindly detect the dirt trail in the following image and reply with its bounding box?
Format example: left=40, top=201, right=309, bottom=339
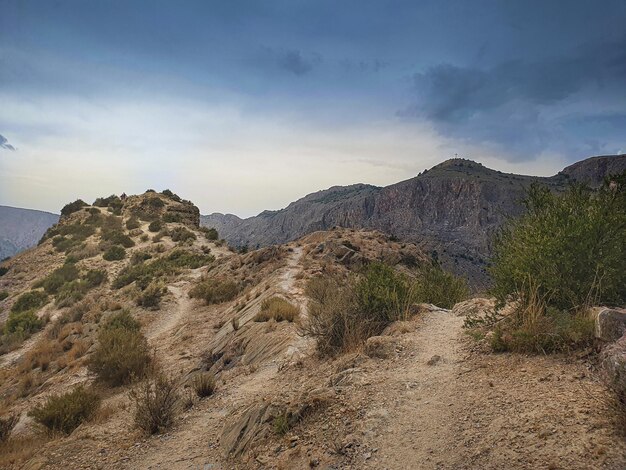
left=362, top=309, right=466, bottom=469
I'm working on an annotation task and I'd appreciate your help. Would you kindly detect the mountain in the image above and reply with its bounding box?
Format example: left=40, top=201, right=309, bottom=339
left=0, top=205, right=59, bottom=260
left=201, top=154, right=626, bottom=287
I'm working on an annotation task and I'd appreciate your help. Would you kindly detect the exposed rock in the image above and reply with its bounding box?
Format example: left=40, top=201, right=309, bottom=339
left=600, top=333, right=626, bottom=400
left=202, top=155, right=626, bottom=287
left=452, top=297, right=496, bottom=317
left=409, top=303, right=450, bottom=316
left=593, top=307, right=626, bottom=342
left=364, top=336, right=396, bottom=359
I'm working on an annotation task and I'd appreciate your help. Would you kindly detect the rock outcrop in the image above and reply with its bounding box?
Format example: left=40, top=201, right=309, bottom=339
left=202, top=155, right=626, bottom=287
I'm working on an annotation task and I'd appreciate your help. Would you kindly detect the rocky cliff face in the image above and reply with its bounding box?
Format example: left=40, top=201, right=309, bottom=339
left=0, top=206, right=59, bottom=260
left=201, top=155, right=626, bottom=288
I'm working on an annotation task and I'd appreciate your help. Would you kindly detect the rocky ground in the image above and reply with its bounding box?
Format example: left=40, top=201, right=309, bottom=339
left=1, top=212, right=624, bottom=469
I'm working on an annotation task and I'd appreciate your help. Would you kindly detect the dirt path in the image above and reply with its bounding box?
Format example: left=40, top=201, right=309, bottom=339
left=361, top=309, right=466, bottom=469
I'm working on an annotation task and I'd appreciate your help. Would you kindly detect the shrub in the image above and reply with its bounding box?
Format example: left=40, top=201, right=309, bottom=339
left=489, top=281, right=595, bottom=354
left=28, top=386, right=100, bottom=435
left=302, top=276, right=371, bottom=356
left=254, top=297, right=299, bottom=322
left=60, top=199, right=87, bottom=217
left=412, top=263, right=469, bottom=309
left=191, top=372, right=216, bottom=398
left=4, top=310, right=43, bottom=335
left=136, top=282, right=166, bottom=310
left=11, top=291, right=48, bottom=313
left=0, top=266, right=8, bottom=277
left=354, top=262, right=414, bottom=324
left=93, top=195, right=122, bottom=209
left=169, top=227, right=196, bottom=243
left=0, top=291, right=8, bottom=301
left=84, top=269, right=107, bottom=288
left=103, top=245, right=126, bottom=261
left=88, top=311, right=149, bottom=386
left=148, top=220, right=162, bottom=233
left=145, top=196, right=165, bottom=208
left=55, top=280, right=88, bottom=308
left=162, top=213, right=182, bottom=223
left=113, top=250, right=213, bottom=289
left=129, top=373, right=180, bottom=435
left=201, top=227, right=219, bottom=241
left=131, top=250, right=152, bottom=265
left=491, top=180, right=626, bottom=311
left=101, top=230, right=135, bottom=248
left=0, top=415, right=18, bottom=442
left=189, top=278, right=239, bottom=304
left=35, top=264, right=80, bottom=295
left=161, top=189, right=181, bottom=202
left=126, top=217, right=141, bottom=230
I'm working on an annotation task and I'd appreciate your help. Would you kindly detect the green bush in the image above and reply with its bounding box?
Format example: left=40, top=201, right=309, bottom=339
left=203, top=227, right=219, bottom=241
left=103, top=245, right=126, bottom=261
left=412, top=263, right=469, bottom=309
left=136, top=282, right=166, bottom=310
left=28, top=386, right=100, bottom=434
left=55, top=280, right=88, bottom=307
left=148, top=220, right=162, bottom=233
left=145, top=196, right=165, bottom=208
left=254, top=297, right=299, bottom=322
left=11, top=291, right=48, bottom=313
left=354, top=262, right=413, bottom=324
left=0, top=266, right=8, bottom=277
left=101, top=230, right=135, bottom=248
left=4, top=310, right=43, bottom=335
left=169, top=227, right=196, bottom=243
left=102, top=309, right=141, bottom=332
left=84, top=269, right=107, bottom=288
left=113, top=250, right=213, bottom=289
left=162, top=213, right=181, bottom=223
left=161, top=189, right=182, bottom=202
left=126, top=217, right=141, bottom=230
left=0, top=291, right=8, bottom=301
left=93, top=194, right=122, bottom=209
left=89, top=313, right=150, bottom=386
left=35, top=264, right=80, bottom=295
left=491, top=179, right=626, bottom=310
left=60, top=199, right=88, bottom=217
left=189, top=278, right=239, bottom=304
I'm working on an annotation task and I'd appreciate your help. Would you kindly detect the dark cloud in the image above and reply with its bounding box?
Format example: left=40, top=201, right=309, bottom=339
left=401, top=36, right=626, bottom=159
left=0, top=134, right=16, bottom=151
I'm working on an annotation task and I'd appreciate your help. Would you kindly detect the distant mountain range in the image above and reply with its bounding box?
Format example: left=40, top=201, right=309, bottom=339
left=201, top=154, right=626, bottom=287
left=0, top=206, right=59, bottom=260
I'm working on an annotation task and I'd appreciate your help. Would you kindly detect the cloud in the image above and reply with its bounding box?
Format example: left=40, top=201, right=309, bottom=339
left=401, top=36, right=626, bottom=159
left=255, top=47, right=322, bottom=76
left=0, top=134, right=16, bottom=151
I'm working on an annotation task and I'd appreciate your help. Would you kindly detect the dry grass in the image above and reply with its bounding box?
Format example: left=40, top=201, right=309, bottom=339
left=129, top=372, right=181, bottom=435
left=0, top=435, right=50, bottom=468
left=254, top=296, right=299, bottom=322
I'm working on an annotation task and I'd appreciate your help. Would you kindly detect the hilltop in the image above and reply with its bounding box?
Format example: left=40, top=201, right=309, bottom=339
left=202, top=154, right=626, bottom=288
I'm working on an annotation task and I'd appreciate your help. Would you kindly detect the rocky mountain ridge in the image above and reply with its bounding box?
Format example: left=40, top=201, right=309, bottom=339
left=202, top=154, right=626, bottom=287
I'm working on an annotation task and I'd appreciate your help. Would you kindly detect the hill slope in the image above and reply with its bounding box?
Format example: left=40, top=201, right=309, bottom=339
left=0, top=206, right=59, bottom=260
left=202, top=154, right=626, bottom=287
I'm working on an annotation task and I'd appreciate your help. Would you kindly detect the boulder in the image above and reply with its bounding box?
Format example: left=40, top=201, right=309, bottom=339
left=364, top=336, right=396, bottom=359
left=600, top=333, right=626, bottom=400
left=593, top=307, right=626, bottom=342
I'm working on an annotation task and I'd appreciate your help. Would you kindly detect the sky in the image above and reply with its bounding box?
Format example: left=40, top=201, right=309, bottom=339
left=1, top=0, right=625, bottom=217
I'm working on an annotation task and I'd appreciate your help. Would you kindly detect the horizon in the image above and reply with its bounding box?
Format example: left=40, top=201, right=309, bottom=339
left=1, top=1, right=625, bottom=217
left=3, top=152, right=623, bottom=218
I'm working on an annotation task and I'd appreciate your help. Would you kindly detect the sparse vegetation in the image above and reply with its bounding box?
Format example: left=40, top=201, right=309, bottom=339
left=60, top=199, right=88, bottom=217
left=126, top=217, right=141, bottom=230
left=35, top=263, right=80, bottom=295
left=136, top=282, right=166, bottom=309
left=28, top=385, right=101, bottom=434
left=411, top=263, right=469, bottom=309
left=191, top=372, right=216, bottom=398
left=254, top=297, right=299, bottom=322
left=103, top=245, right=126, bottom=261
left=148, top=220, right=163, bottom=232
left=129, top=372, right=180, bottom=435
left=11, top=290, right=48, bottom=313
left=88, top=311, right=150, bottom=386
left=189, top=277, right=240, bottom=304
left=169, top=226, right=196, bottom=243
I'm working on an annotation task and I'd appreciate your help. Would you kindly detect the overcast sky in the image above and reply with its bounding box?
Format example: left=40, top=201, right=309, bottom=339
left=1, top=0, right=625, bottom=216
